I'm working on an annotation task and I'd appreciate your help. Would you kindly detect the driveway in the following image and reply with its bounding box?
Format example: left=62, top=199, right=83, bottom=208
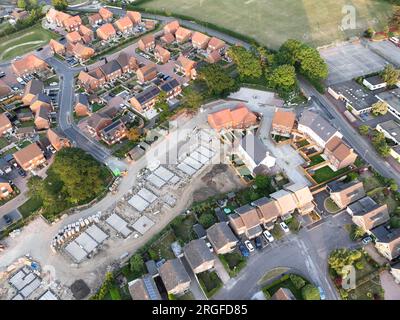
left=380, top=270, right=400, bottom=300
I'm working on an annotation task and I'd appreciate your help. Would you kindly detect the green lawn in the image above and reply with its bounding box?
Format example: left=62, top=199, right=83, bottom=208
left=148, top=229, right=177, bottom=260
left=0, top=23, right=59, bottom=61
left=139, top=0, right=394, bottom=48
left=308, top=154, right=325, bottom=167
left=1, top=147, right=18, bottom=156
left=19, top=120, right=35, bottom=128
left=312, top=166, right=350, bottom=184
left=219, top=252, right=246, bottom=277
left=197, top=271, right=223, bottom=298
left=18, top=196, right=43, bottom=219
left=0, top=137, right=9, bottom=149
left=91, top=103, right=105, bottom=112
left=324, top=198, right=341, bottom=214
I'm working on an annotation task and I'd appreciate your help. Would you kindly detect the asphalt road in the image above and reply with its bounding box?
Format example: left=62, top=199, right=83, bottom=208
left=300, top=78, right=400, bottom=185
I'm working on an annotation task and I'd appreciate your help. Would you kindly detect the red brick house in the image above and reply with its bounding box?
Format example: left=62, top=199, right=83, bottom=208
left=96, top=23, right=116, bottom=41
left=138, top=34, right=155, bottom=52
left=175, top=27, right=192, bottom=43
left=154, top=45, right=170, bottom=64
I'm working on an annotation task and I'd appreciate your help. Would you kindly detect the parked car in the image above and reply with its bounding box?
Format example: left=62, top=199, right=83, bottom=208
left=318, top=286, right=326, bottom=300
left=244, top=240, right=255, bottom=252
left=0, top=71, right=5, bottom=78
left=280, top=222, right=290, bottom=233
left=362, top=236, right=372, bottom=245
left=263, top=230, right=275, bottom=242
left=18, top=169, right=26, bottom=177
left=239, top=243, right=250, bottom=258
left=206, top=241, right=213, bottom=252
left=254, top=236, right=262, bottom=250
left=3, top=214, right=12, bottom=225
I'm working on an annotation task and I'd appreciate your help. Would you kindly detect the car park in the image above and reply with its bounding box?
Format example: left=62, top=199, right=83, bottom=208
left=280, top=222, right=290, bottom=233
left=244, top=240, right=255, bottom=252
left=239, top=243, right=250, bottom=258
left=263, top=230, right=275, bottom=242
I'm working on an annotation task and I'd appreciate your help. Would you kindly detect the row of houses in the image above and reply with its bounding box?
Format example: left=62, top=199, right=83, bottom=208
left=11, top=54, right=50, bottom=77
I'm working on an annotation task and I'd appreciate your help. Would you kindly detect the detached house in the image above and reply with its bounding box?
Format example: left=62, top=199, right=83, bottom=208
left=138, top=34, right=155, bottom=52
left=327, top=180, right=366, bottom=209
left=78, top=25, right=94, bottom=44
left=298, top=110, right=342, bottom=148
left=96, top=23, right=116, bottom=41
left=271, top=110, right=296, bottom=137
left=75, top=93, right=90, bottom=117
left=66, top=31, right=82, bottom=44
left=63, top=15, right=82, bottom=32
left=154, top=45, right=170, bottom=64
left=183, top=239, right=215, bottom=274
left=160, top=32, right=175, bottom=45
left=47, top=128, right=71, bottom=151
left=100, top=59, right=123, bottom=82
left=130, top=85, right=160, bottom=113
left=175, top=55, right=197, bottom=79
left=347, top=197, right=389, bottom=233
left=207, top=37, right=225, bottom=53
left=371, top=225, right=400, bottom=261
left=12, top=55, right=49, bottom=77
left=175, top=27, right=192, bottom=43
left=324, top=136, right=357, bottom=170
left=206, top=222, right=238, bottom=255
left=163, top=20, right=180, bottom=35
left=13, top=143, right=45, bottom=171
left=115, top=15, right=133, bottom=34
left=127, top=11, right=141, bottom=25
left=99, top=119, right=127, bottom=145
left=49, top=39, right=65, bottom=55
left=136, top=63, right=157, bottom=83
left=88, top=13, right=102, bottom=26
left=191, top=31, right=210, bottom=50
left=87, top=113, right=112, bottom=136
left=159, top=259, right=191, bottom=296
left=99, top=7, right=113, bottom=22
left=22, top=79, right=43, bottom=106
left=69, top=42, right=95, bottom=62
left=34, top=106, right=50, bottom=130
left=0, top=113, right=12, bottom=136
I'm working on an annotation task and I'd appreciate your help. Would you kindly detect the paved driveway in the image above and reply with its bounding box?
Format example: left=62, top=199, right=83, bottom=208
left=380, top=270, right=400, bottom=300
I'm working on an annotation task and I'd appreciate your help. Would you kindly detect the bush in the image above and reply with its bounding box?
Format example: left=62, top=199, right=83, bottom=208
left=198, top=213, right=216, bottom=229
left=301, top=284, right=320, bottom=300
left=289, top=274, right=306, bottom=289
left=355, top=261, right=364, bottom=270
left=339, top=288, right=349, bottom=300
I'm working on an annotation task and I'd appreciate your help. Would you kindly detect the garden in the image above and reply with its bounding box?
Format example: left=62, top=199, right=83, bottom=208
left=219, top=251, right=247, bottom=277
left=310, top=165, right=352, bottom=184
left=262, top=273, right=320, bottom=300
left=197, top=271, right=223, bottom=298
left=328, top=247, right=384, bottom=300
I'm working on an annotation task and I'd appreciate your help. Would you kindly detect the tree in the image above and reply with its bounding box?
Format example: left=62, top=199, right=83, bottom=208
left=267, top=64, right=297, bottom=94
left=381, top=64, right=400, bottom=86
left=390, top=183, right=398, bottom=191
left=350, top=225, right=365, bottom=241
left=52, top=0, right=68, bottom=10
left=364, top=27, right=375, bottom=38
left=358, top=124, right=370, bottom=136
left=371, top=101, right=388, bottom=116
left=254, top=175, right=274, bottom=194
left=129, top=254, right=145, bottom=276
left=289, top=274, right=306, bottom=290
left=345, top=172, right=359, bottom=183
left=198, top=64, right=236, bottom=97
left=17, top=0, right=26, bottom=9
left=198, top=213, right=216, bottom=228
left=227, top=46, right=263, bottom=79
left=302, top=284, right=320, bottom=300
left=328, top=248, right=363, bottom=276
left=126, top=128, right=141, bottom=141
left=182, top=89, right=203, bottom=110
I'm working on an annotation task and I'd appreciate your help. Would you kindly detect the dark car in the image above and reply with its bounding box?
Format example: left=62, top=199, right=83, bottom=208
left=255, top=236, right=262, bottom=250
left=239, top=243, right=250, bottom=258
left=36, top=47, right=43, bottom=52
left=18, top=169, right=26, bottom=177
left=3, top=214, right=12, bottom=225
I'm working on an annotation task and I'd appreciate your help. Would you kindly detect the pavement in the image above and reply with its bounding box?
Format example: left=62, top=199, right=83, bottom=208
left=380, top=270, right=400, bottom=300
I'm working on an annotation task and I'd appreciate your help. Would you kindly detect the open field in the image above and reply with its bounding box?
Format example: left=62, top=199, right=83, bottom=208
left=140, top=0, right=394, bottom=48
left=0, top=24, right=59, bottom=61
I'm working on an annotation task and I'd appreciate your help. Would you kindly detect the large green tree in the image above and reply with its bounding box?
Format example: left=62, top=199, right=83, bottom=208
left=302, top=284, right=321, bottom=300
left=182, top=88, right=204, bottom=110
left=198, top=64, right=236, bottom=97
left=381, top=64, right=400, bottom=86
left=227, top=46, right=263, bottom=79
left=129, top=254, right=145, bottom=276
left=267, top=64, right=297, bottom=93
left=328, top=248, right=363, bottom=276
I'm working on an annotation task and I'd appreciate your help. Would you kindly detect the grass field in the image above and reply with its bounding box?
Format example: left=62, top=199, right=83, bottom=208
left=0, top=23, right=59, bottom=61
left=140, top=0, right=394, bottom=48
